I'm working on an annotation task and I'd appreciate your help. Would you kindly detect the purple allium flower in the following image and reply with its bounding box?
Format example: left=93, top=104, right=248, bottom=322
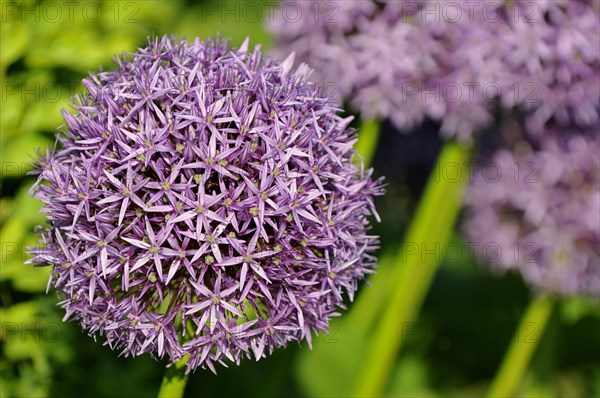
left=462, top=132, right=600, bottom=297
left=498, top=0, right=600, bottom=136
left=269, top=0, right=479, bottom=138
left=27, top=35, right=383, bottom=373
left=267, top=0, right=600, bottom=140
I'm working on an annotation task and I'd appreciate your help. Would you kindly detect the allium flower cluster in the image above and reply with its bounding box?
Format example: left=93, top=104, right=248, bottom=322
left=268, top=0, right=600, bottom=139
left=28, top=35, right=383, bottom=372
left=498, top=0, right=600, bottom=135
left=463, top=133, right=600, bottom=297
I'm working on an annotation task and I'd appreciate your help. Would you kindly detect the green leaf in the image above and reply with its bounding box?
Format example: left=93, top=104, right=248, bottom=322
left=0, top=20, right=30, bottom=72
left=0, top=132, right=49, bottom=179
left=175, top=0, right=272, bottom=49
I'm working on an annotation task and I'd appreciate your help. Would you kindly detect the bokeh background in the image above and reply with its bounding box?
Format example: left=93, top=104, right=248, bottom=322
left=1, top=1, right=598, bottom=397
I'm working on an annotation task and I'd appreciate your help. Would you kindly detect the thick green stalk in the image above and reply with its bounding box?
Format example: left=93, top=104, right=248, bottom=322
left=354, top=118, right=380, bottom=167
left=487, top=295, right=554, bottom=397
left=157, top=356, right=189, bottom=398
left=353, top=140, right=472, bottom=396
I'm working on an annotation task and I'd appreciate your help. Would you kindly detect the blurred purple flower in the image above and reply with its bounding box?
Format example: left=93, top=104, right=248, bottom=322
left=267, top=0, right=600, bottom=140
left=499, top=0, right=600, bottom=135
left=28, top=35, right=383, bottom=372
left=463, top=132, right=600, bottom=297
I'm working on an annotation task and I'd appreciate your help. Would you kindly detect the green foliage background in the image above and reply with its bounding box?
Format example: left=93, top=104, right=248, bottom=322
left=1, top=1, right=598, bottom=397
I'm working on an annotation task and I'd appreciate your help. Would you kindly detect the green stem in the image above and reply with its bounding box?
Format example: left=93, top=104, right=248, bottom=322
left=353, top=140, right=472, bottom=396
left=487, top=295, right=554, bottom=398
left=157, top=355, right=189, bottom=398
left=354, top=118, right=380, bottom=168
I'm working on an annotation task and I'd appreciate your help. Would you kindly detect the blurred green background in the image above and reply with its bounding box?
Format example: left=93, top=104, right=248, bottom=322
left=1, top=1, right=598, bottom=397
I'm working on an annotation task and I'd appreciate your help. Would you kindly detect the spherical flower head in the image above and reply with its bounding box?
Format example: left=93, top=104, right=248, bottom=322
left=28, top=35, right=383, bottom=372
left=498, top=0, right=600, bottom=136
left=267, top=0, right=500, bottom=140
left=267, top=1, right=600, bottom=140
left=463, top=132, right=600, bottom=297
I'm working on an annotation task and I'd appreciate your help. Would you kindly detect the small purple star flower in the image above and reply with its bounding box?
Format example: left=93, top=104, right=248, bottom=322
left=28, top=35, right=383, bottom=372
